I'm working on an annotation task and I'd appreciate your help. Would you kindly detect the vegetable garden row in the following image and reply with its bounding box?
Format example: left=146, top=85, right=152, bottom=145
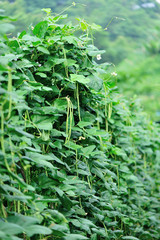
left=0, top=10, right=160, bottom=240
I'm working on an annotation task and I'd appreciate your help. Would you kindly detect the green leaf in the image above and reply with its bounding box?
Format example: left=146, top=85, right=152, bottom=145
left=63, top=177, right=86, bottom=185
left=31, top=115, right=54, bottom=130
left=75, top=208, right=87, bottom=216
left=87, top=50, right=106, bottom=57
left=25, top=225, right=52, bottom=237
left=50, top=223, right=68, bottom=237
left=15, top=59, right=33, bottom=68
left=59, top=194, right=73, bottom=210
left=3, top=194, right=32, bottom=202
left=54, top=99, right=68, bottom=111
left=7, top=215, right=39, bottom=227
left=52, top=58, right=66, bottom=65
left=25, top=69, right=36, bottom=82
left=51, top=153, right=70, bottom=170
left=90, top=23, right=102, bottom=31
left=87, top=74, right=103, bottom=91
left=70, top=219, right=81, bottom=228
left=14, top=128, right=34, bottom=138
left=0, top=64, right=8, bottom=71
left=9, top=172, right=35, bottom=191
left=52, top=14, right=68, bottom=22
left=46, top=210, right=68, bottom=223
left=91, top=233, right=98, bottom=240
left=79, top=218, right=96, bottom=227
left=0, top=54, right=18, bottom=65
left=81, top=21, right=88, bottom=31
left=42, top=8, right=52, bottom=15
left=1, top=184, right=22, bottom=195
left=33, top=21, right=48, bottom=38
left=22, top=34, right=41, bottom=43
left=36, top=72, right=47, bottom=78
left=70, top=74, right=90, bottom=84
left=122, top=237, right=140, bottom=240
left=80, top=145, right=96, bottom=157
left=64, top=59, right=77, bottom=67
left=65, top=141, right=82, bottom=150
left=64, top=234, right=88, bottom=240
left=10, top=236, right=23, bottom=240
left=77, top=121, right=92, bottom=128
left=18, top=30, right=27, bottom=39
left=37, top=46, right=50, bottom=54
left=63, top=36, right=77, bottom=45
left=92, top=167, right=104, bottom=180
left=23, top=152, right=55, bottom=170
left=92, top=228, right=106, bottom=237
left=35, top=197, right=58, bottom=203
left=86, top=128, right=109, bottom=137
left=0, top=222, right=24, bottom=235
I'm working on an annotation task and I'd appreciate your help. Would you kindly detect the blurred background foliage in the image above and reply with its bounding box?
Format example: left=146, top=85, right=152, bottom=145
left=1, top=0, right=160, bottom=120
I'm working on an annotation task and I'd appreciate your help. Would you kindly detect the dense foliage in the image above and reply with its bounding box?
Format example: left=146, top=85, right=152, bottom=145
left=0, top=10, right=160, bottom=240
left=1, top=0, right=160, bottom=120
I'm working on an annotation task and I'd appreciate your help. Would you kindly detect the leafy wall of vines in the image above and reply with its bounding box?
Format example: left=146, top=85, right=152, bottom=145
left=0, top=10, right=160, bottom=240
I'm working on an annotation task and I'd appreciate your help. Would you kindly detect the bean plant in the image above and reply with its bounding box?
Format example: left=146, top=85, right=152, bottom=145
left=0, top=9, right=160, bottom=240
